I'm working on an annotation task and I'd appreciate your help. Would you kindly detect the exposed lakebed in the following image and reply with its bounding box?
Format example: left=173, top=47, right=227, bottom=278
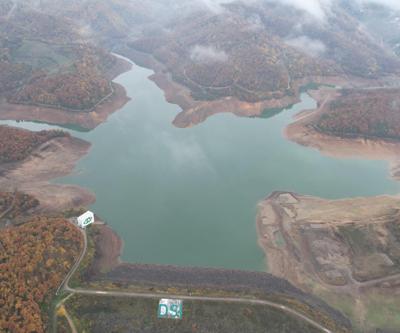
left=2, top=61, right=400, bottom=271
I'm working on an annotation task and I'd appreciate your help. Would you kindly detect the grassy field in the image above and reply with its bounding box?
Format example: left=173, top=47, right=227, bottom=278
left=364, top=292, right=400, bottom=332
left=64, top=294, right=322, bottom=333
left=9, top=40, right=75, bottom=72
left=316, top=288, right=400, bottom=333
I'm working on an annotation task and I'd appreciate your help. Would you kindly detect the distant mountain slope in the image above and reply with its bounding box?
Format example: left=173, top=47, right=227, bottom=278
left=125, top=1, right=400, bottom=105
left=0, top=1, right=127, bottom=111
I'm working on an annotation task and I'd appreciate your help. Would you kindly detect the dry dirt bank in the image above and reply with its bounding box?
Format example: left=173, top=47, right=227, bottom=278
left=119, top=48, right=354, bottom=128
left=257, top=191, right=400, bottom=332
left=0, top=56, right=132, bottom=130
left=0, top=136, right=94, bottom=212
left=286, top=88, right=400, bottom=181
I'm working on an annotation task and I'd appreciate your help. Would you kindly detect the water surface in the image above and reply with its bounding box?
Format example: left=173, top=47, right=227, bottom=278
left=4, top=62, right=400, bottom=271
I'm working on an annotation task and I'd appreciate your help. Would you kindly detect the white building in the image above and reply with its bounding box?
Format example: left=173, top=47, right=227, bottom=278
left=77, top=211, right=94, bottom=229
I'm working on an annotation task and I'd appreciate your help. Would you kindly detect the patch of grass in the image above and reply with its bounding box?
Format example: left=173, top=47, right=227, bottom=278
left=316, top=287, right=400, bottom=333
left=65, top=294, right=322, bottom=333
left=315, top=290, right=355, bottom=326
left=10, top=40, right=74, bottom=72
left=364, top=292, right=400, bottom=332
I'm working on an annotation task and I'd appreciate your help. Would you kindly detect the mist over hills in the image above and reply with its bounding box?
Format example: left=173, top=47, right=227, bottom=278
left=2, top=0, right=400, bottom=107
left=3, top=1, right=400, bottom=332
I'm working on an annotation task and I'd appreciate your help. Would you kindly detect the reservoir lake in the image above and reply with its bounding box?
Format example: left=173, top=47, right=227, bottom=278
left=3, top=60, right=400, bottom=271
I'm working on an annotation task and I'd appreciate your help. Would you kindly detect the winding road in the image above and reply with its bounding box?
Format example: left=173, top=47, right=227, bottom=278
left=53, top=220, right=337, bottom=333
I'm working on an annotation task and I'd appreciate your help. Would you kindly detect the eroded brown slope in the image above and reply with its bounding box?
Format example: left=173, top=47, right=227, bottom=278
left=257, top=192, right=400, bottom=331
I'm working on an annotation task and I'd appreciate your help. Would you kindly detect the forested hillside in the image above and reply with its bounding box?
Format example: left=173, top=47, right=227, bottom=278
left=0, top=191, right=39, bottom=221
left=314, top=88, right=400, bottom=140
left=0, top=217, right=83, bottom=332
left=0, top=2, right=123, bottom=111
left=126, top=2, right=400, bottom=103
left=0, top=125, right=67, bottom=163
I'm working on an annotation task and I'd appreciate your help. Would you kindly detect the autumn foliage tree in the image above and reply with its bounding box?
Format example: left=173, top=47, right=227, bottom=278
left=0, top=217, right=83, bottom=332
left=314, top=88, right=400, bottom=140
left=0, top=125, right=68, bottom=164
left=9, top=47, right=115, bottom=110
left=0, top=191, right=39, bottom=220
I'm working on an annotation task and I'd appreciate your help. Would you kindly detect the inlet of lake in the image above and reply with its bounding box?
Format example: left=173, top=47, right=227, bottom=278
left=3, top=60, right=400, bottom=271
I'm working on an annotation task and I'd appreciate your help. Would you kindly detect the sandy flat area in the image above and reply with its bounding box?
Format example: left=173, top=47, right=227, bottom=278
left=0, top=136, right=95, bottom=212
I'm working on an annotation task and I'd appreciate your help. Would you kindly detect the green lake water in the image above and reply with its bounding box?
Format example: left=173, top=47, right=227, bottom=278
left=4, top=60, right=400, bottom=271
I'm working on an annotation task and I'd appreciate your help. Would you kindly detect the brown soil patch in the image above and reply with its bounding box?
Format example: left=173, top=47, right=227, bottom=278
left=0, top=82, right=130, bottom=130
left=90, top=224, right=122, bottom=274
left=257, top=191, right=400, bottom=331
left=121, top=48, right=355, bottom=128
left=285, top=88, right=400, bottom=181
left=0, top=55, right=132, bottom=129
left=0, top=136, right=94, bottom=212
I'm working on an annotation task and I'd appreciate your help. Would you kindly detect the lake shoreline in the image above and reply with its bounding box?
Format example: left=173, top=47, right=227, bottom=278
left=83, top=221, right=351, bottom=333
left=256, top=191, right=400, bottom=331
left=118, top=47, right=352, bottom=128
left=285, top=88, right=400, bottom=181
left=0, top=56, right=135, bottom=212
left=0, top=55, right=132, bottom=130
left=3, top=52, right=399, bottom=297
left=0, top=135, right=95, bottom=213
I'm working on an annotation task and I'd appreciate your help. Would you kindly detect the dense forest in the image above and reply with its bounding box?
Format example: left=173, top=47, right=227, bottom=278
left=0, top=217, right=83, bottom=332
left=0, top=125, right=68, bottom=163
left=9, top=49, right=114, bottom=110
left=0, top=191, right=39, bottom=221
left=126, top=2, right=400, bottom=104
left=0, top=11, right=118, bottom=111
left=128, top=13, right=335, bottom=103
left=314, top=89, right=400, bottom=140
left=0, top=61, right=32, bottom=93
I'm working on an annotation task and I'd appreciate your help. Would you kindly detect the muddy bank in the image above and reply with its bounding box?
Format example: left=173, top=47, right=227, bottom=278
left=0, top=83, right=129, bottom=130
left=89, top=224, right=123, bottom=274
left=118, top=47, right=376, bottom=128
left=0, top=56, right=132, bottom=130
left=0, top=136, right=94, bottom=212
left=286, top=88, right=400, bottom=181
left=257, top=191, right=400, bottom=289
left=151, top=70, right=300, bottom=128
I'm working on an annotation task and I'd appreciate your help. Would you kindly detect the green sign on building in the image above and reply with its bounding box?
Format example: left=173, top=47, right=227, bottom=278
left=157, top=299, right=183, bottom=320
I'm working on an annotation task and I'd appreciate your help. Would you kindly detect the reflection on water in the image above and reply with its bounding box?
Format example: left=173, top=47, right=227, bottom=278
left=2, top=63, right=399, bottom=271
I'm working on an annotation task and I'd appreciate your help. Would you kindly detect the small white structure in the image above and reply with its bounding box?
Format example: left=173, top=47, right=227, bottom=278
left=77, top=211, right=94, bottom=229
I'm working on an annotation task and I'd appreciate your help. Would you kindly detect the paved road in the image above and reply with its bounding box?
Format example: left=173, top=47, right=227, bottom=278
left=55, top=224, right=87, bottom=296
left=56, top=222, right=334, bottom=333
left=67, top=287, right=332, bottom=333
left=64, top=307, right=78, bottom=333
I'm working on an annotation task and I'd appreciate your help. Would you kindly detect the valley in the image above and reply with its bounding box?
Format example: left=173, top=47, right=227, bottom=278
left=2, top=1, right=400, bottom=332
